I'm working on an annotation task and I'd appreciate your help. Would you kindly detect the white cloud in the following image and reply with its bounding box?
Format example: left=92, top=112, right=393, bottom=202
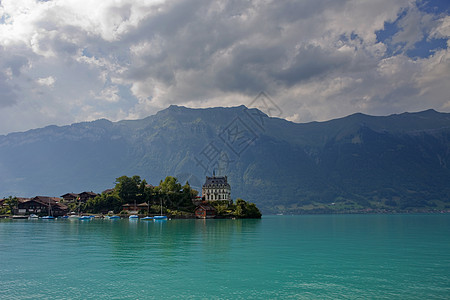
left=0, top=0, right=449, bottom=134
left=93, top=85, right=120, bottom=103
left=430, top=15, right=450, bottom=40
left=36, top=76, right=55, bottom=87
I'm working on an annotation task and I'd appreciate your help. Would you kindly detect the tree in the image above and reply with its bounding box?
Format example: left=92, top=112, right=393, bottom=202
left=5, top=196, right=18, bottom=215
left=85, top=192, right=122, bottom=214
left=234, top=198, right=262, bottom=218
left=245, top=202, right=262, bottom=218
left=159, top=176, right=182, bottom=193
left=179, top=182, right=197, bottom=210
left=234, top=198, right=247, bottom=218
left=158, top=176, right=181, bottom=209
left=141, top=181, right=156, bottom=206
left=115, top=175, right=141, bottom=204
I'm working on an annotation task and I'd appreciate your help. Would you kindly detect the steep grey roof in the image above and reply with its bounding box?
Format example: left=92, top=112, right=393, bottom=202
left=196, top=204, right=216, bottom=211
left=79, top=191, right=98, bottom=196
left=32, top=196, right=60, bottom=204
left=61, top=193, right=79, bottom=198
left=203, top=176, right=230, bottom=187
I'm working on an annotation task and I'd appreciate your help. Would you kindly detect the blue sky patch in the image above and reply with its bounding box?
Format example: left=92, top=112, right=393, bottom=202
left=417, top=0, right=450, bottom=14
left=406, top=37, right=448, bottom=58
left=376, top=4, right=448, bottom=58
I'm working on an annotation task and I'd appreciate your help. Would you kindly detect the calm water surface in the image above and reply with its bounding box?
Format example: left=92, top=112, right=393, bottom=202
left=1, top=215, right=449, bottom=299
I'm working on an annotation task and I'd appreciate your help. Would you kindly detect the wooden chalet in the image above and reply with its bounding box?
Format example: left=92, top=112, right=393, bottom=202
left=17, top=196, right=68, bottom=217
left=61, top=193, right=79, bottom=203
left=102, top=188, right=115, bottom=195
left=122, top=203, right=137, bottom=212
left=78, top=191, right=98, bottom=203
left=17, top=199, right=48, bottom=215
left=137, top=202, right=149, bottom=212
left=122, top=202, right=149, bottom=213
left=195, top=203, right=216, bottom=219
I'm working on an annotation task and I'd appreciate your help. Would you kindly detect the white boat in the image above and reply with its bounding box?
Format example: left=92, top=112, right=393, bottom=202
left=11, top=215, right=28, bottom=219
left=153, top=198, right=168, bottom=221
left=79, top=215, right=91, bottom=220
left=68, top=212, right=80, bottom=219
left=43, top=198, right=54, bottom=219
left=29, top=214, right=39, bottom=219
left=129, top=215, right=139, bottom=219
left=106, top=215, right=120, bottom=219
left=141, top=202, right=153, bottom=220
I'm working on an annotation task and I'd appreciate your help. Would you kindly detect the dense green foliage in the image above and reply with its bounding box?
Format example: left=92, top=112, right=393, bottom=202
left=233, top=198, right=262, bottom=218
left=83, top=175, right=197, bottom=214
left=81, top=175, right=261, bottom=218
left=0, top=196, right=18, bottom=215
left=208, top=199, right=262, bottom=218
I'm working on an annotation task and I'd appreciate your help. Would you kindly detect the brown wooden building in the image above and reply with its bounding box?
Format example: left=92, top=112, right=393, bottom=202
left=61, top=193, right=79, bottom=203
left=195, top=204, right=216, bottom=219
left=122, top=202, right=149, bottom=213
left=79, top=192, right=98, bottom=203
left=17, top=196, right=68, bottom=217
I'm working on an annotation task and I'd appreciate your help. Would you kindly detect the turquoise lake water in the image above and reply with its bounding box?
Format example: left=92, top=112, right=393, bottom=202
left=1, top=215, right=450, bottom=299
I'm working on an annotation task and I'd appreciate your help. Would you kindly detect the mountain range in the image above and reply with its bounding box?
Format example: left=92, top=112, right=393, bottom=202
left=2, top=105, right=450, bottom=214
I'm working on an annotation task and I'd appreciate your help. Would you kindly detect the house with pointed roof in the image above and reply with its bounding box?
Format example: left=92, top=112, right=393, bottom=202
left=61, top=193, right=79, bottom=203
left=78, top=191, right=98, bottom=203
left=202, top=172, right=231, bottom=203
left=195, top=203, right=216, bottom=219
left=17, top=196, right=68, bottom=216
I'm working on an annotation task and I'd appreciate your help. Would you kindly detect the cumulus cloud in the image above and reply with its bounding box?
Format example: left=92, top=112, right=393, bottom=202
left=0, top=0, right=449, bottom=134
left=37, top=76, right=55, bottom=87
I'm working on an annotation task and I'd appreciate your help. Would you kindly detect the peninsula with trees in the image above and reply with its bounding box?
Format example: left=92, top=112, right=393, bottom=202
left=0, top=174, right=262, bottom=219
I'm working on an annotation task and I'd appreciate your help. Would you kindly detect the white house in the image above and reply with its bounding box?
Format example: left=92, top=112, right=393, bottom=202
left=202, top=174, right=231, bottom=202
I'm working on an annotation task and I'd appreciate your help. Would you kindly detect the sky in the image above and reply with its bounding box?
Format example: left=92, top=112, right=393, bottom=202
left=0, top=0, right=449, bottom=135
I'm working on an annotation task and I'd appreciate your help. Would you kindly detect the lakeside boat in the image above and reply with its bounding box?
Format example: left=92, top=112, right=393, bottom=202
left=129, top=215, right=139, bottom=219
left=43, top=197, right=54, bottom=219
left=141, top=201, right=153, bottom=220
left=11, top=215, right=28, bottom=219
left=154, top=198, right=168, bottom=221
left=106, top=215, right=120, bottom=220
left=29, top=214, right=39, bottom=219
left=79, top=216, right=91, bottom=220
left=68, top=212, right=80, bottom=219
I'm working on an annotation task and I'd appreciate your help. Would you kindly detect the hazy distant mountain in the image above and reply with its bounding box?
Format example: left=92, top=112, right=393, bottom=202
left=2, top=105, right=450, bottom=213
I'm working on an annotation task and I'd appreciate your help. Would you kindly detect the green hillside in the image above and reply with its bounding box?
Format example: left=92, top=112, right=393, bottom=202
left=1, top=106, right=450, bottom=214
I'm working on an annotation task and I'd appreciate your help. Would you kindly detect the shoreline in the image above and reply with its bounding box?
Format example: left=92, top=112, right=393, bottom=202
left=2, top=210, right=449, bottom=219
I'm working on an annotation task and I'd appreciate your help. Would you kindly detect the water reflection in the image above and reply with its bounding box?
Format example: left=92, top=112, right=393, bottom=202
left=101, top=218, right=262, bottom=266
